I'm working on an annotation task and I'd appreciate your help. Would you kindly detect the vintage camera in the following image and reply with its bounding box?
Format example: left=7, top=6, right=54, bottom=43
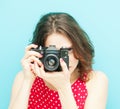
left=31, top=45, right=69, bottom=72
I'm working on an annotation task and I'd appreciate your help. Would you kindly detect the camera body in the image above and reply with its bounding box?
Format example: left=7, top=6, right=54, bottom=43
left=31, top=45, right=69, bottom=72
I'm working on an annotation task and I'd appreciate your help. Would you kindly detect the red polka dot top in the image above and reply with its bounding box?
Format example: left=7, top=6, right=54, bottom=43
left=28, top=77, right=88, bottom=109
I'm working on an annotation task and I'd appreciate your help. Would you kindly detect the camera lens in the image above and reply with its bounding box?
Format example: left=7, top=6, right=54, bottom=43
left=44, top=54, right=59, bottom=71
left=48, top=58, right=56, bottom=66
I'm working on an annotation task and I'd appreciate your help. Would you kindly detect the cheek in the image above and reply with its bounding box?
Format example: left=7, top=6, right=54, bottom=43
left=69, top=54, right=79, bottom=70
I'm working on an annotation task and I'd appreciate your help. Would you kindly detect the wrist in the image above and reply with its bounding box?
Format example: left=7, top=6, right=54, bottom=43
left=57, top=83, right=78, bottom=109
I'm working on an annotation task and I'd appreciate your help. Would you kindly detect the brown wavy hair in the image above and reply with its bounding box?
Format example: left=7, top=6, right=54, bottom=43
left=31, top=12, right=94, bottom=82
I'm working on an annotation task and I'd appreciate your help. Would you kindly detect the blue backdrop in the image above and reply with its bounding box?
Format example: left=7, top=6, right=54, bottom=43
left=0, top=0, right=120, bottom=109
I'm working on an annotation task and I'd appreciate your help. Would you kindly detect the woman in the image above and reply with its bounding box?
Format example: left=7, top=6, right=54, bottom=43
left=9, top=12, right=108, bottom=109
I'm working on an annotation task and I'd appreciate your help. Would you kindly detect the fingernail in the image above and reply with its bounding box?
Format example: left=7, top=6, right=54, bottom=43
left=60, top=58, right=64, bottom=62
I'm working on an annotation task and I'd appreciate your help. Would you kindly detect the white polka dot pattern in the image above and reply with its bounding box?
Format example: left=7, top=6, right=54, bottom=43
left=28, top=77, right=88, bottom=109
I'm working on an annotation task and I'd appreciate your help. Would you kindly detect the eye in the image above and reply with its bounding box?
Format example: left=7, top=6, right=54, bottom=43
left=67, top=47, right=73, bottom=54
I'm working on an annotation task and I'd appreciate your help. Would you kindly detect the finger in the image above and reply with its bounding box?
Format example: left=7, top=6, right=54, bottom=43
left=60, top=58, right=68, bottom=73
left=21, top=56, right=42, bottom=69
left=24, top=50, right=42, bottom=59
left=29, top=64, right=37, bottom=76
left=28, top=56, right=43, bottom=66
left=25, top=44, right=38, bottom=52
left=34, top=61, right=45, bottom=78
left=21, top=58, right=32, bottom=71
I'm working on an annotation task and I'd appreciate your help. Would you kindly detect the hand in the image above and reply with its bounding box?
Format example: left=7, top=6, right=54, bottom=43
left=34, top=58, right=71, bottom=90
left=21, top=44, right=43, bottom=80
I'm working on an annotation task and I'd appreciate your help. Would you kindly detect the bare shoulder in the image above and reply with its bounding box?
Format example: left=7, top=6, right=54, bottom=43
left=92, top=70, right=108, bottom=81
left=88, top=70, right=108, bottom=83
left=15, top=71, right=24, bottom=78
left=94, top=71, right=108, bottom=83
left=86, top=70, right=108, bottom=92
left=13, top=71, right=24, bottom=84
left=85, top=71, right=108, bottom=108
left=11, top=71, right=24, bottom=93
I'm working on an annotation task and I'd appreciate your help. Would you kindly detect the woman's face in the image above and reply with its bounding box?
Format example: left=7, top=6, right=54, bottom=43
left=45, top=33, right=79, bottom=74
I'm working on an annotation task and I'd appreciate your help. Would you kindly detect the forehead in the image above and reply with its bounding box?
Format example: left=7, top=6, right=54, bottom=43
left=45, top=33, right=72, bottom=49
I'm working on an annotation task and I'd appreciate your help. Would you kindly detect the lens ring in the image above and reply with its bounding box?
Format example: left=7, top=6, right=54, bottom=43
left=43, top=54, right=59, bottom=71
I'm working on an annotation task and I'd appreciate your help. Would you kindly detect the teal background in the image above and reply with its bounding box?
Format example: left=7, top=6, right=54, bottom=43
left=0, top=0, right=120, bottom=109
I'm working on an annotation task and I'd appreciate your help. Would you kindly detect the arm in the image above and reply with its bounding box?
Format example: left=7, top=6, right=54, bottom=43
left=85, top=71, right=108, bottom=109
left=58, top=83, right=78, bottom=109
left=8, top=71, right=34, bottom=109
left=34, top=58, right=78, bottom=109
left=9, top=44, right=41, bottom=109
